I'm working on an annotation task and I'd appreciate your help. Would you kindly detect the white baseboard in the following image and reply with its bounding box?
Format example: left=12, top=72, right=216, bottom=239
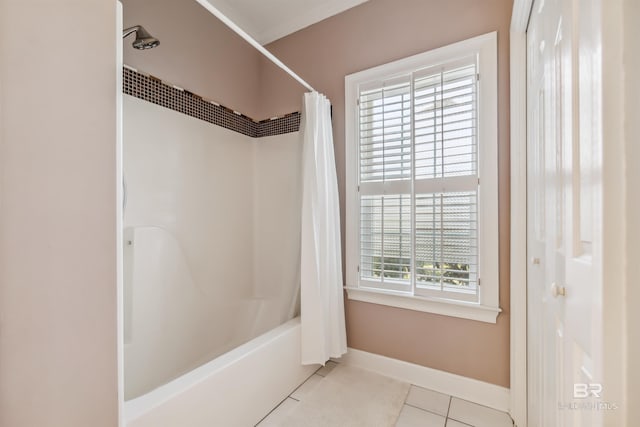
left=340, top=348, right=510, bottom=413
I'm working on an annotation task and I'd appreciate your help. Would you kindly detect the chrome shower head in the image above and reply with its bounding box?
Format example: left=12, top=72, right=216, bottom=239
left=123, top=25, right=160, bottom=50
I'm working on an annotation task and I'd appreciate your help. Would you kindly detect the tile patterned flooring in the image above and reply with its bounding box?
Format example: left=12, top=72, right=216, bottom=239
left=256, top=361, right=514, bottom=427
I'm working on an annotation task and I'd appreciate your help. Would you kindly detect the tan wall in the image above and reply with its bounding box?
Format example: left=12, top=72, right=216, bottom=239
left=123, top=0, right=263, bottom=119
left=260, top=0, right=513, bottom=387
left=625, top=0, right=639, bottom=420
left=0, top=0, right=119, bottom=426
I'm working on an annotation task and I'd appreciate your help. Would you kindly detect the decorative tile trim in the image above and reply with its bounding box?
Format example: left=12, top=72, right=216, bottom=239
left=123, top=66, right=300, bottom=138
left=256, top=113, right=301, bottom=138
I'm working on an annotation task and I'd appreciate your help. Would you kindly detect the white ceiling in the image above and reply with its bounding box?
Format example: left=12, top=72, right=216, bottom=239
left=205, top=0, right=369, bottom=45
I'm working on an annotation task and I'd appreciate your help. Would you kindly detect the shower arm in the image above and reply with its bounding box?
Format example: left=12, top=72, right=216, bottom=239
left=123, top=26, right=141, bottom=39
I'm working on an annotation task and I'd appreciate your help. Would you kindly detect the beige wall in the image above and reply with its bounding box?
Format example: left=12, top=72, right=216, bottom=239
left=123, top=0, right=263, bottom=119
left=625, top=0, right=639, bottom=420
left=0, top=0, right=119, bottom=426
left=260, top=0, right=513, bottom=387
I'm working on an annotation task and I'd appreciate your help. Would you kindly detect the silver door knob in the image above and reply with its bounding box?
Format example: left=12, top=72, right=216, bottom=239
left=551, top=283, right=566, bottom=297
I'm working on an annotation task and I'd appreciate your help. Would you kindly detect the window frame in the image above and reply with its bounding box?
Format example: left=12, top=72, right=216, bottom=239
left=344, top=32, right=500, bottom=323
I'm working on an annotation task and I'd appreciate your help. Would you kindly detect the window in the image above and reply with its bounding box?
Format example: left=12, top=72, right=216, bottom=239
left=345, top=33, right=500, bottom=323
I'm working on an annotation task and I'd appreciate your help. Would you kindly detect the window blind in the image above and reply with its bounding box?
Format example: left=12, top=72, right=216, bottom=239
left=358, top=59, right=480, bottom=301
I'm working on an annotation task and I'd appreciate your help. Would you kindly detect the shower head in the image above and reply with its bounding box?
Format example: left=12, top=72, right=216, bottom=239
left=123, top=25, right=160, bottom=50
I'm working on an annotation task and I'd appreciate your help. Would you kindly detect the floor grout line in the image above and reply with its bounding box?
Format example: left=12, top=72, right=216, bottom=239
left=315, top=361, right=338, bottom=377
left=289, top=371, right=320, bottom=396
left=403, top=402, right=448, bottom=418
left=391, top=385, right=411, bottom=427
left=445, top=417, right=474, bottom=427
left=254, top=396, right=293, bottom=426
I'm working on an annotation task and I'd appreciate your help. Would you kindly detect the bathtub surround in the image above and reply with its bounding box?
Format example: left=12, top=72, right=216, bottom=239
left=300, top=92, right=347, bottom=365
left=124, top=94, right=250, bottom=398
left=123, top=94, right=303, bottom=398
left=123, top=66, right=300, bottom=138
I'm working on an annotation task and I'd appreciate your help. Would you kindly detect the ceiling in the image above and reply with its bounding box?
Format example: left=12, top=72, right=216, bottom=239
left=204, top=0, right=369, bottom=45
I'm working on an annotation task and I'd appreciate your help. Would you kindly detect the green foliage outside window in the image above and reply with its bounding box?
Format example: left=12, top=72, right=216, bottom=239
left=371, top=256, right=470, bottom=286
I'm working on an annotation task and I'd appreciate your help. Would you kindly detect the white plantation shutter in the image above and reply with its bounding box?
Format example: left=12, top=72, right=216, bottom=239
left=413, top=60, right=477, bottom=179
left=359, top=77, right=412, bottom=183
left=357, top=58, right=480, bottom=302
left=358, top=77, right=413, bottom=291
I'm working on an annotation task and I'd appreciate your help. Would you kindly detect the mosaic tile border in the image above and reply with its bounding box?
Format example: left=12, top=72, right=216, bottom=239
left=256, top=113, right=301, bottom=138
left=123, top=66, right=300, bottom=138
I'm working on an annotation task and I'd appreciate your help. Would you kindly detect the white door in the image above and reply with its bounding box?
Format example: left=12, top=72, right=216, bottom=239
left=527, top=0, right=603, bottom=425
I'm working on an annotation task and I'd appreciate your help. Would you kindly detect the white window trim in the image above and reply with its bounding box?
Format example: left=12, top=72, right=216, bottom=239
left=345, top=32, right=500, bottom=324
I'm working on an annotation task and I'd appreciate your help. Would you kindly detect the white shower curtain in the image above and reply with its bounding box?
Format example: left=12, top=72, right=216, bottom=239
left=300, top=92, right=347, bottom=365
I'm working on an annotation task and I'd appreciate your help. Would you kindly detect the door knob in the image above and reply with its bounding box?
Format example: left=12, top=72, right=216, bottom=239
left=551, top=283, right=566, bottom=297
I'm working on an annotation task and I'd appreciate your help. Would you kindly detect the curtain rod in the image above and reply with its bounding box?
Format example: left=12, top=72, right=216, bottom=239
left=194, top=0, right=316, bottom=93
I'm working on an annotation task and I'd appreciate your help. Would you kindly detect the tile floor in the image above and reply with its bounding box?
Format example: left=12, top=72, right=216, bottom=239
left=256, top=361, right=514, bottom=427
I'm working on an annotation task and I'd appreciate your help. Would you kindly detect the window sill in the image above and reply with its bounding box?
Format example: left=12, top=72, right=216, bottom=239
left=344, top=286, right=501, bottom=324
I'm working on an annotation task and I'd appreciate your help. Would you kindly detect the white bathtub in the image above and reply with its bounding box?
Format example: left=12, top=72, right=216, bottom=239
left=124, top=317, right=317, bottom=427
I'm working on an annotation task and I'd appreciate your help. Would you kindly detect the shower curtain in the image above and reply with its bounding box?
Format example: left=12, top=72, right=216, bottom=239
left=300, top=92, right=347, bottom=365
